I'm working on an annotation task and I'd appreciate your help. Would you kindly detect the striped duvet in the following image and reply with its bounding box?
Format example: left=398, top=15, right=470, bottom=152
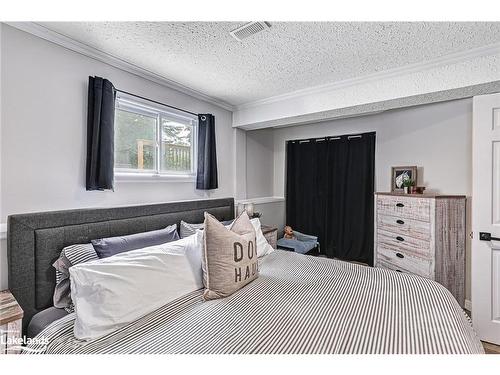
left=27, top=250, right=484, bottom=354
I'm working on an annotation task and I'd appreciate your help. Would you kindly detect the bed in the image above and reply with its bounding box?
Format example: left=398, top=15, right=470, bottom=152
left=7, top=198, right=484, bottom=354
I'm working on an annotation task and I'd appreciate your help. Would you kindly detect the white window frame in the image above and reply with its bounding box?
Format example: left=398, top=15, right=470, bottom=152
left=114, top=92, right=198, bottom=183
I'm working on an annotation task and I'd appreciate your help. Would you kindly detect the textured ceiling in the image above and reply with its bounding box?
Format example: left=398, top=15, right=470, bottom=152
left=39, top=22, right=500, bottom=106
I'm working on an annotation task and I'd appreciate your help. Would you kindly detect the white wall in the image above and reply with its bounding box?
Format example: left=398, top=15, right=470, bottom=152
left=233, top=47, right=500, bottom=129
left=273, top=99, right=472, bottom=197
left=232, top=128, right=247, bottom=200
left=246, top=128, right=274, bottom=199
left=244, top=129, right=284, bottom=234
left=271, top=98, right=473, bottom=299
left=0, top=25, right=235, bottom=289
left=253, top=201, right=285, bottom=232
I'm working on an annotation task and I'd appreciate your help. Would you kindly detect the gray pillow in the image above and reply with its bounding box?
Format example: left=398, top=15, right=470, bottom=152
left=28, top=307, right=69, bottom=338
left=92, top=224, right=179, bottom=259
left=180, top=219, right=234, bottom=238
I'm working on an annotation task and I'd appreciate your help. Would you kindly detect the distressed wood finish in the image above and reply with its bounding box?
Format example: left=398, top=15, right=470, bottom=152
left=374, top=193, right=466, bottom=307
left=434, top=198, right=466, bottom=309
left=261, top=225, right=278, bottom=249
left=377, top=260, right=413, bottom=274
left=0, top=290, right=23, bottom=354
left=0, top=320, right=22, bottom=354
left=377, top=195, right=431, bottom=221
left=377, top=214, right=431, bottom=241
left=483, top=341, right=500, bottom=354
left=377, top=247, right=433, bottom=278
left=378, top=229, right=432, bottom=258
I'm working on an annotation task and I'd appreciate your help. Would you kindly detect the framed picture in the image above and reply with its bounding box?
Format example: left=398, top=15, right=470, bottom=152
left=391, top=166, right=417, bottom=192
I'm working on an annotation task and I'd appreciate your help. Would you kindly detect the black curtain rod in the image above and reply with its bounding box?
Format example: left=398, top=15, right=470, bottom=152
left=114, top=88, right=199, bottom=117
left=287, top=131, right=375, bottom=144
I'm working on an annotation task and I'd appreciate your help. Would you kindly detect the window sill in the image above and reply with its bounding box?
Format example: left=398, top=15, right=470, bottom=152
left=114, top=172, right=196, bottom=183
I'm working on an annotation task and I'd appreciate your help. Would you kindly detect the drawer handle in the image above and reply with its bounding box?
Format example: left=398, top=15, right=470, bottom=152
left=396, top=219, right=405, bottom=225
left=396, top=252, right=404, bottom=259
left=396, top=203, right=404, bottom=208
left=396, top=236, right=405, bottom=242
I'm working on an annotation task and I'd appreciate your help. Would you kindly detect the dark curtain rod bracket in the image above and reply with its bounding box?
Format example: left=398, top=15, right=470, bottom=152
left=287, top=131, right=375, bottom=144
left=114, top=88, right=199, bottom=117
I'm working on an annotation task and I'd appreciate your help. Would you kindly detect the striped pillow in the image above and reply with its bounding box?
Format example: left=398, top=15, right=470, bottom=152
left=180, top=221, right=204, bottom=238
left=53, top=244, right=98, bottom=312
left=180, top=219, right=235, bottom=238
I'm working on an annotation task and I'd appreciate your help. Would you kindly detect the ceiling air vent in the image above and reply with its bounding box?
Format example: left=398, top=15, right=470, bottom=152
left=230, top=22, right=270, bottom=41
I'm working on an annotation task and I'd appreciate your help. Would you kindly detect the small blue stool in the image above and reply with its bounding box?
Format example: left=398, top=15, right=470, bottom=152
left=277, top=231, right=320, bottom=255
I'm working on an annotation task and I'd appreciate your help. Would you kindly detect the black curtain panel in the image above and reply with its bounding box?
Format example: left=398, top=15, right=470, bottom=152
left=286, top=132, right=375, bottom=265
left=86, top=76, right=116, bottom=191
left=196, top=114, right=218, bottom=190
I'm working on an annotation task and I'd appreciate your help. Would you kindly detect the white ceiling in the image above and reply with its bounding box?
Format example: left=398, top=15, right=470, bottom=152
left=39, top=22, right=500, bottom=107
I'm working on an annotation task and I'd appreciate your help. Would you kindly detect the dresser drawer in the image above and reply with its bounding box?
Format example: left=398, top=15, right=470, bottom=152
left=376, top=196, right=431, bottom=222
left=377, top=214, right=431, bottom=241
left=377, top=229, right=432, bottom=258
left=376, top=247, right=433, bottom=278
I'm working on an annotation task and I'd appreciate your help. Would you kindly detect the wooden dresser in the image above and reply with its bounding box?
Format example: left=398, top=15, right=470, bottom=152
left=374, top=193, right=466, bottom=307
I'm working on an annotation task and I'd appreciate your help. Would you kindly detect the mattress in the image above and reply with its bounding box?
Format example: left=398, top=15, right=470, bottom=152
left=25, top=250, right=484, bottom=354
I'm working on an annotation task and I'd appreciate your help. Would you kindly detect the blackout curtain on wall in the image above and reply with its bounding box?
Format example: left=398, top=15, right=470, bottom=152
left=86, top=76, right=116, bottom=191
left=286, top=132, right=375, bottom=265
left=196, top=114, right=218, bottom=190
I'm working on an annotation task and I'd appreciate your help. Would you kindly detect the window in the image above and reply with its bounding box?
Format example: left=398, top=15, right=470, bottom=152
left=114, top=93, right=197, bottom=179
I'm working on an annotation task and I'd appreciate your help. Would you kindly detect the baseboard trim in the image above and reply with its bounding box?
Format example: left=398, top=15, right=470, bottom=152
left=465, top=299, right=472, bottom=312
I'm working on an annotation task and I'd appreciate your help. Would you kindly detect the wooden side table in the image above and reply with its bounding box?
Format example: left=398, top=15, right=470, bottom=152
left=261, top=225, right=278, bottom=249
left=0, top=290, right=24, bottom=354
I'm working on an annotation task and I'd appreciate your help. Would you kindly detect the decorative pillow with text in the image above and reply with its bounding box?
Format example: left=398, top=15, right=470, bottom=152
left=202, top=211, right=258, bottom=300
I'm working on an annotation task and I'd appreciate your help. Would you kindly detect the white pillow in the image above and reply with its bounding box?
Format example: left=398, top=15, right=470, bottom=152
left=70, top=234, right=203, bottom=340
left=250, top=218, right=274, bottom=257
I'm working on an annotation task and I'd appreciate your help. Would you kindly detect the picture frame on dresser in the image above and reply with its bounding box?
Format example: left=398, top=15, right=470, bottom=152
left=391, top=166, right=417, bottom=192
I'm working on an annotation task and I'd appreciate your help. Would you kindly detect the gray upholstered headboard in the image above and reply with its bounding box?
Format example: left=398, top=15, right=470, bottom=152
left=7, top=198, right=234, bottom=331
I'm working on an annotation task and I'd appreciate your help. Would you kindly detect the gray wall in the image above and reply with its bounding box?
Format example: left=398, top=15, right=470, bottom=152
left=273, top=99, right=472, bottom=197
left=0, top=25, right=235, bottom=289
left=245, top=129, right=283, bottom=234
left=269, top=98, right=473, bottom=300
left=246, top=128, right=274, bottom=198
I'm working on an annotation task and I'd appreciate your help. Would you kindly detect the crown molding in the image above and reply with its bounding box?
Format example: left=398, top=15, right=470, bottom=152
left=5, top=22, right=235, bottom=112
left=236, top=80, right=500, bottom=130
left=235, top=41, right=500, bottom=111
left=6, top=22, right=500, bottom=116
